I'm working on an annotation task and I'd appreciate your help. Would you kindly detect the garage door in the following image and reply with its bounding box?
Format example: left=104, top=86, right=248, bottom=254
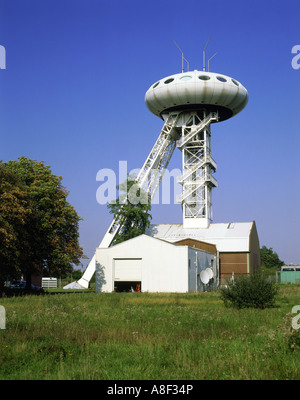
left=114, top=259, right=142, bottom=281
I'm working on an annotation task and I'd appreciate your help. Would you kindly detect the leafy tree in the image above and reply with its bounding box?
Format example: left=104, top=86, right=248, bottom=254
left=0, top=162, right=31, bottom=289
left=71, top=269, right=83, bottom=281
left=0, top=157, right=83, bottom=291
left=260, top=245, right=284, bottom=270
left=107, top=178, right=152, bottom=245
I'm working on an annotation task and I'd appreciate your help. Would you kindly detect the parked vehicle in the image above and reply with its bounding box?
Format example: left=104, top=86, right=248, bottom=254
left=9, top=280, right=44, bottom=293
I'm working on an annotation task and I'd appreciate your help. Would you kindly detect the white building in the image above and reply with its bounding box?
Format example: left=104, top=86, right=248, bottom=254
left=146, top=221, right=260, bottom=282
left=95, top=234, right=217, bottom=293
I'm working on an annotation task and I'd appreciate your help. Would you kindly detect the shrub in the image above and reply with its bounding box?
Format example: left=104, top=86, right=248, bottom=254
left=220, top=272, right=279, bottom=309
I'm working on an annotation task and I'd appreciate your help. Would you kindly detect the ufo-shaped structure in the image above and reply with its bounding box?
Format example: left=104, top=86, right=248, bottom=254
left=145, top=70, right=248, bottom=122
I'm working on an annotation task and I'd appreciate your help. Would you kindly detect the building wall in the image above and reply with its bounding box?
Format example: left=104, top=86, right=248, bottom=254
left=187, top=247, right=217, bottom=291
left=95, top=234, right=219, bottom=293
left=281, top=270, right=300, bottom=283
left=219, top=252, right=249, bottom=281
left=219, top=222, right=261, bottom=282
left=95, top=235, right=189, bottom=293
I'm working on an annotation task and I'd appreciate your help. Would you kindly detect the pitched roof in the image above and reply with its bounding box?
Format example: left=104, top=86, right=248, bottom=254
left=146, top=222, right=255, bottom=252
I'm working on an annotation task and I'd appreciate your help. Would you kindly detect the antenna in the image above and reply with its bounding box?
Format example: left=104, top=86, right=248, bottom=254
left=205, top=268, right=214, bottom=280
left=207, top=52, right=217, bottom=72
left=203, top=37, right=211, bottom=71
left=200, top=270, right=210, bottom=285
left=173, top=41, right=189, bottom=72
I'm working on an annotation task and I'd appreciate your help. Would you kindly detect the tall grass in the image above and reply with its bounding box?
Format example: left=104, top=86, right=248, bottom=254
left=0, top=285, right=299, bottom=380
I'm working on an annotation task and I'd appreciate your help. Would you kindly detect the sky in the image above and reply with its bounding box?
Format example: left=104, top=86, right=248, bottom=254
left=0, top=0, right=299, bottom=269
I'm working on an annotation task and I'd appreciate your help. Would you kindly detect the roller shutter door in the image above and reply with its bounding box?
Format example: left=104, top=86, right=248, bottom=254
left=114, top=259, right=142, bottom=281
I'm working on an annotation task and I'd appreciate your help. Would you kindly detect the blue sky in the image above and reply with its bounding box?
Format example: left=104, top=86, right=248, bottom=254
left=1, top=0, right=299, bottom=268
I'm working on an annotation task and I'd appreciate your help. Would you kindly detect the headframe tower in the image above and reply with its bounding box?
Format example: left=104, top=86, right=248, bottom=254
left=67, top=48, right=248, bottom=289
left=144, top=68, right=248, bottom=228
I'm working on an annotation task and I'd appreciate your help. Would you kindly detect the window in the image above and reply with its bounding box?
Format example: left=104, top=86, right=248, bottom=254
left=180, top=75, right=192, bottom=81
left=199, top=75, right=210, bottom=81
left=217, top=76, right=227, bottom=82
left=164, top=78, right=174, bottom=84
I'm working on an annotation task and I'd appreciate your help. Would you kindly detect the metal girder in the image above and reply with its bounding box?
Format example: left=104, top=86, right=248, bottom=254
left=176, top=112, right=218, bottom=150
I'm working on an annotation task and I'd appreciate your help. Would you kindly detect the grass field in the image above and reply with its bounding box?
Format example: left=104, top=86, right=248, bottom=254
left=0, top=284, right=299, bottom=380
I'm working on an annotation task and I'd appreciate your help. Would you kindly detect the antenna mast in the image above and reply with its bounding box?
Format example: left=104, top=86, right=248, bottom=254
left=208, top=52, right=217, bottom=72
left=173, top=41, right=189, bottom=72
left=203, top=37, right=211, bottom=71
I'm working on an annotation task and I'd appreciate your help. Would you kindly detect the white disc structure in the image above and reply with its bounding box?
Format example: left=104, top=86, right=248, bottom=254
left=145, top=70, right=248, bottom=121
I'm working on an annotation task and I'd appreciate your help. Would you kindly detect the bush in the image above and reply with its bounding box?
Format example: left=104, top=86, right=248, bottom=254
left=220, top=272, right=279, bottom=309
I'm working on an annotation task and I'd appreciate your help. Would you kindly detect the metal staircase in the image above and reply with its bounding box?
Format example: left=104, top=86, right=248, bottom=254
left=176, top=155, right=217, bottom=184
left=176, top=173, right=218, bottom=203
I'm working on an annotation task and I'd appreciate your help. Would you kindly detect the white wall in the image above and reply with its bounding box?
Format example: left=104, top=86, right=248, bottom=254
left=95, top=235, right=189, bottom=292
left=95, top=234, right=218, bottom=293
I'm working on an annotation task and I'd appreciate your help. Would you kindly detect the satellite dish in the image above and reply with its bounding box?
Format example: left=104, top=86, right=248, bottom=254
left=200, top=270, right=210, bottom=285
left=205, top=268, right=214, bottom=280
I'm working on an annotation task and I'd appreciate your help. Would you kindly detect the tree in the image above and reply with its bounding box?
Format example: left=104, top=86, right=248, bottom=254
left=0, top=162, right=31, bottom=289
left=260, top=245, right=284, bottom=270
left=107, top=178, right=152, bottom=245
left=0, top=157, right=84, bottom=291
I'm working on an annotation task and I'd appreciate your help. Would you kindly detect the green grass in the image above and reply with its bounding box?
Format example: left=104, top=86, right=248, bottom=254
left=0, top=284, right=300, bottom=380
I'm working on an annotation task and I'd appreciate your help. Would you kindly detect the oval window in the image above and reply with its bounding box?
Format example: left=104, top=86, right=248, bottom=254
left=164, top=78, right=174, bottom=84
left=217, top=76, right=227, bottom=82
left=153, top=81, right=160, bottom=88
left=180, top=76, right=192, bottom=81
left=198, top=75, right=210, bottom=81
left=231, top=79, right=239, bottom=86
